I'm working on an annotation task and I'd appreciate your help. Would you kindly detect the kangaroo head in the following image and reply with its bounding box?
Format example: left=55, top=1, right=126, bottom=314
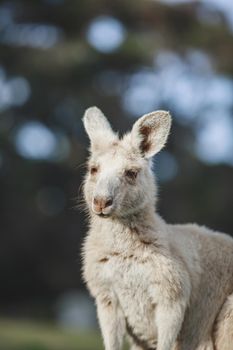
left=82, top=107, right=171, bottom=219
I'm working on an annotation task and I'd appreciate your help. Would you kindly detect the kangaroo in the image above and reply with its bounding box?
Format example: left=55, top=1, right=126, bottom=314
left=82, top=106, right=233, bottom=350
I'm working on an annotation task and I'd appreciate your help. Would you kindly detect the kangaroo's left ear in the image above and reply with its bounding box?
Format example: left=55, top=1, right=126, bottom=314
left=131, top=110, right=172, bottom=158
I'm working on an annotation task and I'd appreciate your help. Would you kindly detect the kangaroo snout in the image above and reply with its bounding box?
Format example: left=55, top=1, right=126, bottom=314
left=92, top=196, right=113, bottom=215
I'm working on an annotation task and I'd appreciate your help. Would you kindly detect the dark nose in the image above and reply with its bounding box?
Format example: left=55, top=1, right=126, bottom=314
left=93, top=196, right=113, bottom=212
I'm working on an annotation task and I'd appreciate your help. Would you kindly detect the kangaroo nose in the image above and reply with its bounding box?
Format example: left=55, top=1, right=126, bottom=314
left=93, top=196, right=113, bottom=212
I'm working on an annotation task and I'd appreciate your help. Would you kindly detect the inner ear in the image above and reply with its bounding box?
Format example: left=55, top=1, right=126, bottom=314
left=131, top=110, right=172, bottom=158
left=139, top=124, right=154, bottom=154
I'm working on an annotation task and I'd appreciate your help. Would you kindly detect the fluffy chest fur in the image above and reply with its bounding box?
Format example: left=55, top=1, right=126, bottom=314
left=84, top=236, right=158, bottom=347
left=82, top=218, right=188, bottom=349
left=100, top=250, right=158, bottom=347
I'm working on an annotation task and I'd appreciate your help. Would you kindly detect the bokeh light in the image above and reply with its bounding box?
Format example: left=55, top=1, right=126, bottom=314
left=1, top=23, right=62, bottom=49
left=15, top=121, right=58, bottom=160
left=14, top=121, right=71, bottom=161
left=0, top=69, right=31, bottom=111
left=86, top=16, right=126, bottom=53
left=195, top=111, right=233, bottom=166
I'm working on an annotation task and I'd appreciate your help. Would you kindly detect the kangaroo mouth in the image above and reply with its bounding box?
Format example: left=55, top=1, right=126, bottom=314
left=92, top=205, right=114, bottom=218
left=92, top=208, right=112, bottom=218
left=98, top=212, right=110, bottom=218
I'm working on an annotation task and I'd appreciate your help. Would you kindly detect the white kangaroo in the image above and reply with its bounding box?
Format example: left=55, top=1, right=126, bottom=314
left=82, top=106, right=233, bottom=350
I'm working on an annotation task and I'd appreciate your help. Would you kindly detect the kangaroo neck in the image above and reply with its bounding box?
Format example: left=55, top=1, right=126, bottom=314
left=90, top=203, right=167, bottom=246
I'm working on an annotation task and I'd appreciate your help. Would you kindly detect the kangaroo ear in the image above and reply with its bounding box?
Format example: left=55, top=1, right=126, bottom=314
left=131, top=110, right=172, bottom=158
left=82, top=106, right=116, bottom=150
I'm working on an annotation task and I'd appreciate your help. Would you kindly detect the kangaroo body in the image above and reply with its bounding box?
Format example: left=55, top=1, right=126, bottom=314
left=82, top=107, right=233, bottom=350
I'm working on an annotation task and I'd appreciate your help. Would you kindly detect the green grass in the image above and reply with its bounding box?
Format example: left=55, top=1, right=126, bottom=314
left=0, top=319, right=103, bottom=350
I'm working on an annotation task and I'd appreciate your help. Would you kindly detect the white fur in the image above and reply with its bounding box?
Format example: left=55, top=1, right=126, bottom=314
left=83, top=107, right=117, bottom=152
left=82, top=107, right=233, bottom=350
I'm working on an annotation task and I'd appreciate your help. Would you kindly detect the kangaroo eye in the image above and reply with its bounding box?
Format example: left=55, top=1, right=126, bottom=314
left=90, top=166, right=98, bottom=175
left=125, top=169, right=138, bottom=180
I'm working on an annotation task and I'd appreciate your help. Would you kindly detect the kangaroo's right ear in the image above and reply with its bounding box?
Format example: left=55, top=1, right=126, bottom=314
left=131, top=110, right=171, bottom=158
left=82, top=106, right=117, bottom=150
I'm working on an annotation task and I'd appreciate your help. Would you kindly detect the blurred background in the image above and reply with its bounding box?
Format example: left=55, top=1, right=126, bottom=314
left=0, top=0, right=233, bottom=349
